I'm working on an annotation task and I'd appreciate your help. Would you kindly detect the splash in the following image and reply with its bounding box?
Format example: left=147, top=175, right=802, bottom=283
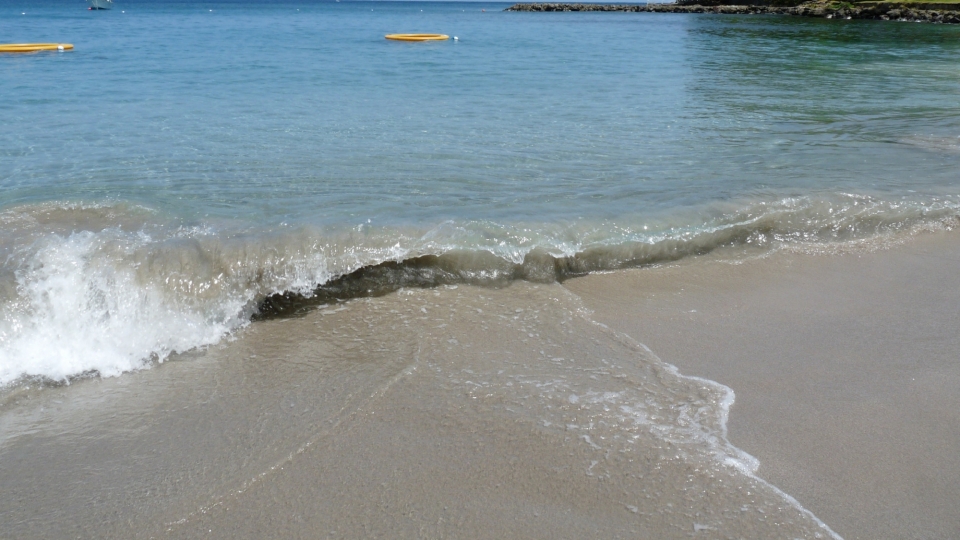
left=1, top=193, right=957, bottom=385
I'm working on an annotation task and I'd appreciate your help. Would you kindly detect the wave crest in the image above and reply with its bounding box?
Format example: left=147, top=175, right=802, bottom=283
left=1, top=193, right=957, bottom=385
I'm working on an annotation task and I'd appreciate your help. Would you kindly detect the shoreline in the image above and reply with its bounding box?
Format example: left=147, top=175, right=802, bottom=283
left=2, top=231, right=958, bottom=537
left=564, top=230, right=960, bottom=539
left=3, top=4, right=960, bottom=537
left=506, top=2, right=960, bottom=23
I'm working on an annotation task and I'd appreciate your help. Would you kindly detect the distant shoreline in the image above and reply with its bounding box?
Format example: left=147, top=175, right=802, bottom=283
left=505, top=2, right=960, bottom=23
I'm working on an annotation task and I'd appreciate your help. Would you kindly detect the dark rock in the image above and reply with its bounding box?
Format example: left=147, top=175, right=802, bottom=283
left=503, top=2, right=960, bottom=24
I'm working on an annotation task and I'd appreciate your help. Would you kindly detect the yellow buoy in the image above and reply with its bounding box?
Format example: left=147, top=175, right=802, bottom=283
left=385, top=34, right=449, bottom=42
left=0, top=43, right=74, bottom=53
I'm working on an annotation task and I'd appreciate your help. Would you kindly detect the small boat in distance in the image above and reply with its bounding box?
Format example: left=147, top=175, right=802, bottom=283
left=88, top=0, right=113, bottom=10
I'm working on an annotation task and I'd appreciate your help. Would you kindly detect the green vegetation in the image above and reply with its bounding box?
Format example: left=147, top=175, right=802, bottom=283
left=852, top=0, right=960, bottom=4
left=855, top=0, right=960, bottom=3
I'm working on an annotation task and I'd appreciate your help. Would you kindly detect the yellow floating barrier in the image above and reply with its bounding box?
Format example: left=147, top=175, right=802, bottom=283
left=385, top=34, right=449, bottom=42
left=0, top=43, right=74, bottom=53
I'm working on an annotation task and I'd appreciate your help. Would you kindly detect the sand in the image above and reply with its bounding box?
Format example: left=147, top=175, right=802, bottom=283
left=2, top=279, right=832, bottom=539
left=564, top=230, right=960, bottom=540
left=3, top=231, right=958, bottom=539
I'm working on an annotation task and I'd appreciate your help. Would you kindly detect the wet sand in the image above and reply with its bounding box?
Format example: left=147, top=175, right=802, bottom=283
left=564, top=231, right=960, bottom=540
left=1, top=278, right=833, bottom=539
left=5, top=232, right=958, bottom=538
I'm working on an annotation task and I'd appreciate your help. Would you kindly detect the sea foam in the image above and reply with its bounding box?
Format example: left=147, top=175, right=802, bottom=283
left=0, top=230, right=250, bottom=384
left=1, top=194, right=958, bottom=386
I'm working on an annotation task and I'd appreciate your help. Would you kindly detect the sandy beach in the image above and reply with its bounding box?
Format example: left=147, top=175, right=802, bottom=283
left=565, top=230, right=960, bottom=540
left=4, top=231, right=958, bottom=538
left=0, top=278, right=834, bottom=539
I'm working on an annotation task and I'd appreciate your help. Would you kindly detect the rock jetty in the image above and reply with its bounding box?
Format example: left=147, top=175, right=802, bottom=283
left=505, top=2, right=960, bottom=23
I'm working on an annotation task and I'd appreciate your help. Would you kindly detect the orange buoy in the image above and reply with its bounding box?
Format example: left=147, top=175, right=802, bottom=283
left=0, top=43, right=74, bottom=53
left=385, top=34, right=449, bottom=42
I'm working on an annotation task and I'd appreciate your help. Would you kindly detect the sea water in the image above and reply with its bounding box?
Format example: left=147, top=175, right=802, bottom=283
left=1, top=2, right=959, bottom=535
left=2, top=0, right=960, bottom=382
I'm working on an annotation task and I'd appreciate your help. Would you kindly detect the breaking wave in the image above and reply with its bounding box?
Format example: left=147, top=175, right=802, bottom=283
left=1, top=193, right=958, bottom=386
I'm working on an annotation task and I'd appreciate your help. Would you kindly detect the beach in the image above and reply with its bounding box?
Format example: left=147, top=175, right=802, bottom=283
left=3, top=2, right=960, bottom=538
left=3, top=230, right=958, bottom=538
left=566, top=230, right=960, bottom=539
left=0, top=246, right=826, bottom=540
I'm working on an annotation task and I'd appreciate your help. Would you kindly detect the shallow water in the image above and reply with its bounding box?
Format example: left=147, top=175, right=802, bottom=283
left=2, top=1, right=960, bottom=382
left=1, top=3, right=959, bottom=536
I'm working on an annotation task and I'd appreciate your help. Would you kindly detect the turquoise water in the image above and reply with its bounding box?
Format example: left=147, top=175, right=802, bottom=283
left=2, top=0, right=960, bottom=382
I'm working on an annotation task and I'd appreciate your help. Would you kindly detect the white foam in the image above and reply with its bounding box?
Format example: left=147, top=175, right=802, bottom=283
left=3, top=192, right=958, bottom=390
left=572, top=303, right=842, bottom=540
left=0, top=231, right=253, bottom=385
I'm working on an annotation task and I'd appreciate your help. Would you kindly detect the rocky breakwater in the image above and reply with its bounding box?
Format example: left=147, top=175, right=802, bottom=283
left=506, top=3, right=798, bottom=13
left=505, top=2, right=960, bottom=23
left=793, top=2, right=960, bottom=22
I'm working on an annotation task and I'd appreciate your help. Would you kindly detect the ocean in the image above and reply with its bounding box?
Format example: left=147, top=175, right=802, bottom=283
left=1, top=1, right=959, bottom=537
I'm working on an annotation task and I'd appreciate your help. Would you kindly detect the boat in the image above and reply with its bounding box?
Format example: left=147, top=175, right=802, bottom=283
left=88, top=0, right=113, bottom=10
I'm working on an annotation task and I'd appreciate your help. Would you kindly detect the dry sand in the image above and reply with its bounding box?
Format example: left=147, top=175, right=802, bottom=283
left=564, top=231, right=960, bottom=540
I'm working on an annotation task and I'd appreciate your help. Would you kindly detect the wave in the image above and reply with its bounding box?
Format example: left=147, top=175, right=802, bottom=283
left=1, top=193, right=957, bottom=386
